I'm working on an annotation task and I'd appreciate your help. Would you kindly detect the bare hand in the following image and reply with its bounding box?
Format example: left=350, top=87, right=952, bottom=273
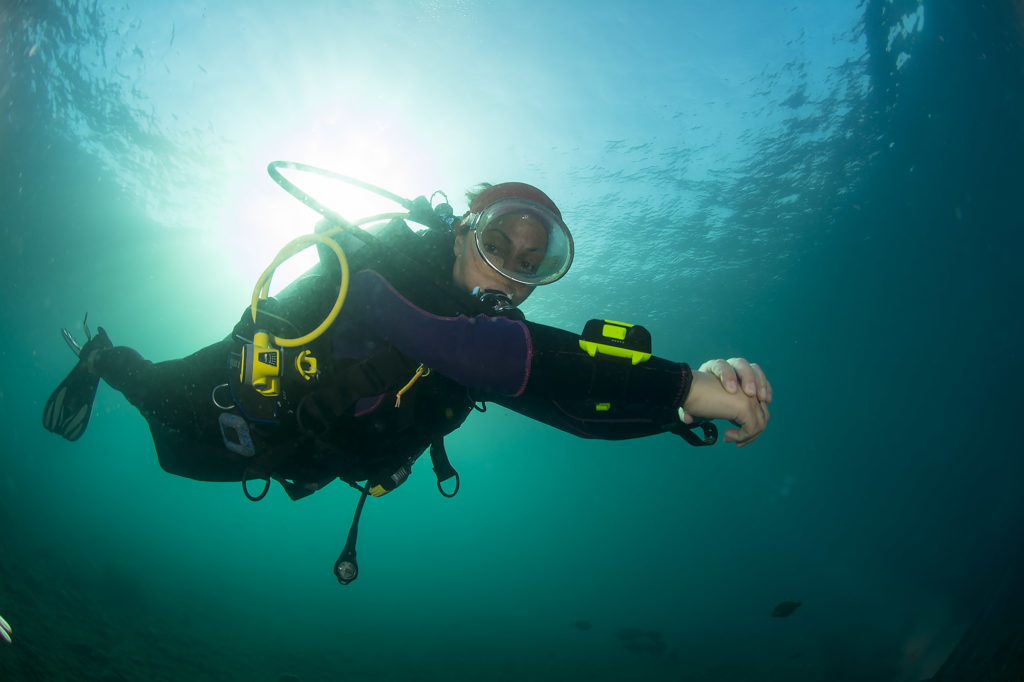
left=681, top=370, right=770, bottom=447
left=698, top=358, right=772, bottom=403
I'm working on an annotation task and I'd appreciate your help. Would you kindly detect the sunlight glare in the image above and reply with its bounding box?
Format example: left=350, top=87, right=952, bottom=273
left=215, top=106, right=441, bottom=296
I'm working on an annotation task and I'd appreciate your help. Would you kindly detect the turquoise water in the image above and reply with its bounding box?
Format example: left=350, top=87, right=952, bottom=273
left=2, top=1, right=1022, bottom=680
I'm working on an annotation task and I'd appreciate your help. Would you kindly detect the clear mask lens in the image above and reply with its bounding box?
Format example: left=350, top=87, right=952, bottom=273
left=471, top=198, right=573, bottom=286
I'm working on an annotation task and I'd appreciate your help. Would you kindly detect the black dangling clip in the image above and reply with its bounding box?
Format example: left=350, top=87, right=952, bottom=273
left=334, top=485, right=370, bottom=585
left=241, top=468, right=271, bottom=501
left=673, top=420, right=718, bottom=447
left=429, top=438, right=460, bottom=498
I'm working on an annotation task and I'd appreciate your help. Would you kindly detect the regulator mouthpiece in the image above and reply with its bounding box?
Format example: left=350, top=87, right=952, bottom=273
left=473, top=287, right=515, bottom=312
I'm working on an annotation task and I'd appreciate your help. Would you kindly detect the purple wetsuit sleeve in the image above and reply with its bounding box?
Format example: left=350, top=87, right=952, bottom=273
left=334, top=270, right=532, bottom=396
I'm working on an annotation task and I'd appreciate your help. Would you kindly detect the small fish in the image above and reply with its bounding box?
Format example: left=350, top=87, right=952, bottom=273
left=772, top=600, right=802, bottom=618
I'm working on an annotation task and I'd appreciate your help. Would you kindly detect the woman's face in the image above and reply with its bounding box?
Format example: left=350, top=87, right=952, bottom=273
left=452, top=214, right=547, bottom=306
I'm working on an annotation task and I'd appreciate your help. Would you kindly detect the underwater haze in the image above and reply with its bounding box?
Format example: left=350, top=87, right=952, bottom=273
left=2, top=0, right=1023, bottom=680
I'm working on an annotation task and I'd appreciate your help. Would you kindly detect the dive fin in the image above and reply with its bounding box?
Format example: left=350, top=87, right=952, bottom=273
left=42, top=327, right=112, bottom=441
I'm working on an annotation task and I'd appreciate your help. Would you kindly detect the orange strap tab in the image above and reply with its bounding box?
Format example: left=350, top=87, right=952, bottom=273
left=395, top=364, right=431, bottom=407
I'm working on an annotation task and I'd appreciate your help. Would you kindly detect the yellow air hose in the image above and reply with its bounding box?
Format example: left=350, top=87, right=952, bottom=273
left=250, top=230, right=350, bottom=347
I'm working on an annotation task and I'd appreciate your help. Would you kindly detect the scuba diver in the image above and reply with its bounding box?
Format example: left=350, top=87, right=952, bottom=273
left=42, top=164, right=771, bottom=583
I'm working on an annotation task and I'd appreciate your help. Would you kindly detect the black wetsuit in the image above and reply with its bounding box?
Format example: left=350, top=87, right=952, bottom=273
left=92, top=220, right=694, bottom=497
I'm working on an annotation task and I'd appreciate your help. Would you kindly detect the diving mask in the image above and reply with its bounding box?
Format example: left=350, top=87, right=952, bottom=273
left=463, top=197, right=574, bottom=286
